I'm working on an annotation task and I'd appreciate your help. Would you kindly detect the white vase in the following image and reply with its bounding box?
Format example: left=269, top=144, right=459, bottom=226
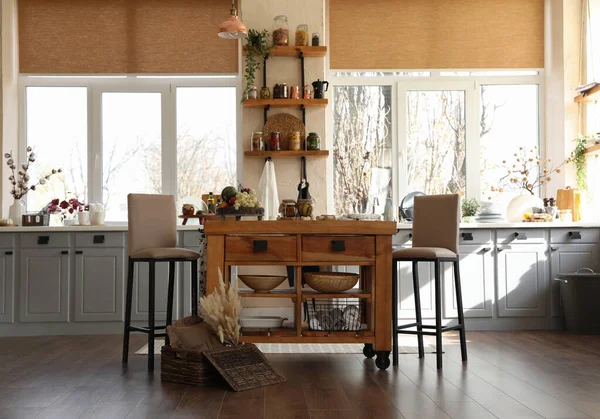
left=506, top=194, right=543, bottom=222
left=8, top=199, right=25, bottom=226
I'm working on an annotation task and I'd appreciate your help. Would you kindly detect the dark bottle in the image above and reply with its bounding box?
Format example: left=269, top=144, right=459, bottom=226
left=207, top=192, right=216, bottom=214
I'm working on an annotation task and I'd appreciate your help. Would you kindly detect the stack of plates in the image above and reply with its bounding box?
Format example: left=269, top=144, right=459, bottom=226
left=475, top=212, right=505, bottom=223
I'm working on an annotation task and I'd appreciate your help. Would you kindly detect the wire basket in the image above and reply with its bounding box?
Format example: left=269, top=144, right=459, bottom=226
left=304, top=299, right=365, bottom=332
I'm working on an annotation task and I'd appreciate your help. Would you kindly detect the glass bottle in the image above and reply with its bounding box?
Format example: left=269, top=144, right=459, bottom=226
left=295, top=24, right=308, bottom=46
left=272, top=15, right=289, bottom=46
left=207, top=192, right=216, bottom=214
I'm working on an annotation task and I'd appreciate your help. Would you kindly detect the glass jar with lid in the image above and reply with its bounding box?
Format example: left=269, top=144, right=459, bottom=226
left=251, top=132, right=264, bottom=151
left=273, top=15, right=289, bottom=46
left=289, top=131, right=301, bottom=151
left=295, top=24, right=308, bottom=46
left=306, top=132, right=321, bottom=150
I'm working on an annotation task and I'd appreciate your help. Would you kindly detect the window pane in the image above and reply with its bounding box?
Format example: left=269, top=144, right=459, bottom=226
left=479, top=85, right=539, bottom=201
left=333, top=86, right=393, bottom=218
left=406, top=90, right=466, bottom=195
left=25, top=87, right=87, bottom=212
left=102, top=92, right=161, bottom=221
left=176, top=87, right=236, bottom=200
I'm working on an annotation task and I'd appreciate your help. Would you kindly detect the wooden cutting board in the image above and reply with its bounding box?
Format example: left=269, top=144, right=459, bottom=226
left=556, top=187, right=581, bottom=221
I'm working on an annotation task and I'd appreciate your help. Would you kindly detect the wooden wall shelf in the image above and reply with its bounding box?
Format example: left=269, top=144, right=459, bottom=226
left=242, top=99, right=328, bottom=108
left=244, top=150, right=329, bottom=159
left=574, top=84, right=600, bottom=103
left=585, top=143, right=600, bottom=155
left=243, top=46, right=327, bottom=58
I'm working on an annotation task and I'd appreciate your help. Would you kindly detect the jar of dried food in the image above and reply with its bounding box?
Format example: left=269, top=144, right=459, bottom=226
left=312, top=32, right=320, bottom=46
left=289, top=131, right=301, bottom=151
left=251, top=132, right=264, bottom=151
left=295, top=24, right=308, bottom=46
left=270, top=132, right=281, bottom=151
left=273, top=15, right=289, bottom=46
left=248, top=86, right=258, bottom=99
left=260, top=86, right=271, bottom=99
left=306, top=132, right=321, bottom=150
left=284, top=201, right=297, bottom=218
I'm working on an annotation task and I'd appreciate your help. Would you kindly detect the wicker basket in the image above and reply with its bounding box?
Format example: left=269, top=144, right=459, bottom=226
left=160, top=345, right=220, bottom=386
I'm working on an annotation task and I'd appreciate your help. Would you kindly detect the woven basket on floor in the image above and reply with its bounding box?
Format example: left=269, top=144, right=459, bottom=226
left=160, top=345, right=220, bottom=386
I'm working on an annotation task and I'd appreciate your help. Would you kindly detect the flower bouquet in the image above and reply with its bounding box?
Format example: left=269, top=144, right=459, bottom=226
left=216, top=186, right=264, bottom=219
left=46, top=198, right=89, bottom=225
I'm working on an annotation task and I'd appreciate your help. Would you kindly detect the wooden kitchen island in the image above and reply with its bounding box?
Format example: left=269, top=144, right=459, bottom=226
left=204, top=220, right=396, bottom=369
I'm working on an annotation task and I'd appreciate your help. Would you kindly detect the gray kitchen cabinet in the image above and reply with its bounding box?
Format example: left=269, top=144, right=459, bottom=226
left=0, top=249, right=15, bottom=323
left=20, top=248, right=70, bottom=322
left=497, top=244, right=547, bottom=317
left=74, top=248, right=125, bottom=322
left=549, top=243, right=600, bottom=317
left=131, top=262, right=174, bottom=322
left=396, top=257, right=436, bottom=319
left=444, top=244, right=494, bottom=318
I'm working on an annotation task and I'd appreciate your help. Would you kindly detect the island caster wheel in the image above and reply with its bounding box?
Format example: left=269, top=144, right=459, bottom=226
left=375, top=351, right=391, bottom=370
left=363, top=344, right=376, bottom=359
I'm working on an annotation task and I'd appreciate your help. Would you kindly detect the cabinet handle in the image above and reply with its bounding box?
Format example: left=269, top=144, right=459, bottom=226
left=4, top=251, right=13, bottom=255
left=515, top=232, right=527, bottom=240
left=252, top=240, right=268, bottom=252
left=461, top=232, right=473, bottom=241
left=568, top=231, right=582, bottom=240
left=482, top=247, right=491, bottom=253
left=497, top=246, right=511, bottom=252
left=61, top=250, right=69, bottom=255
left=75, top=251, right=83, bottom=255
left=331, top=240, right=346, bottom=252
left=93, top=235, right=105, bottom=244
left=551, top=246, right=559, bottom=251
left=408, top=233, right=413, bottom=239
left=37, top=236, right=50, bottom=245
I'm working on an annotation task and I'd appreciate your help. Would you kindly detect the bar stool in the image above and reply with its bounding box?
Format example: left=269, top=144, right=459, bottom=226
left=122, top=194, right=200, bottom=371
left=392, top=194, right=467, bottom=369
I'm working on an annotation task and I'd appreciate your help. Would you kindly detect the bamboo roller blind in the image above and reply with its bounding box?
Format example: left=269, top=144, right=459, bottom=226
left=18, top=0, right=239, bottom=74
left=329, top=0, right=545, bottom=70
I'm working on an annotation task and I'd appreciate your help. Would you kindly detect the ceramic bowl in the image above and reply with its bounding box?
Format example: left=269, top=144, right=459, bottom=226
left=304, top=272, right=359, bottom=293
left=238, top=275, right=287, bottom=292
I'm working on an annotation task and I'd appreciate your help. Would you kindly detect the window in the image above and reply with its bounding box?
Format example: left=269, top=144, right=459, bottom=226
left=24, top=86, right=87, bottom=211
left=330, top=73, right=541, bottom=217
left=21, top=78, right=238, bottom=221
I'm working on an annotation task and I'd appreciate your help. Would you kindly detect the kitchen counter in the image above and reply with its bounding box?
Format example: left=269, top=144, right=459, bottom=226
left=398, top=221, right=600, bottom=229
left=0, top=224, right=204, bottom=232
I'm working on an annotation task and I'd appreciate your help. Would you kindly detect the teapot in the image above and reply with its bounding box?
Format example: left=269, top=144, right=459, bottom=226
left=311, top=79, right=329, bottom=99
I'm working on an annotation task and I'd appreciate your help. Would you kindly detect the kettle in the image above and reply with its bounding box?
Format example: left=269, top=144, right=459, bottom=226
left=311, top=79, right=329, bottom=99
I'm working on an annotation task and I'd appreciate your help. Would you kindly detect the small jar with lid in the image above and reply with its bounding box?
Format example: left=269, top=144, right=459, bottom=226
left=284, top=201, right=297, bottom=218
left=251, top=132, right=264, bottom=151
left=306, top=132, right=321, bottom=150
left=260, top=86, right=271, bottom=99
left=270, top=132, right=281, bottom=151
left=273, top=15, right=289, bottom=46
left=289, top=131, right=301, bottom=151
left=247, top=86, right=258, bottom=99
left=312, top=32, right=320, bottom=46
left=295, top=24, right=308, bottom=46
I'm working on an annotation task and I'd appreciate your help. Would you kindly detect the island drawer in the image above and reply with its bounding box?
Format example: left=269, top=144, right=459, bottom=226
left=550, top=228, right=600, bottom=244
left=302, top=236, right=375, bottom=262
left=225, top=235, right=297, bottom=262
left=496, top=229, right=546, bottom=244
left=21, top=232, right=70, bottom=248
left=75, top=233, right=125, bottom=248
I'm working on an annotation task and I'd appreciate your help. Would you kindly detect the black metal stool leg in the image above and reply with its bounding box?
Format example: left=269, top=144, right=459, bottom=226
left=412, top=261, right=425, bottom=359
left=392, top=259, right=398, bottom=366
left=122, top=258, right=134, bottom=364
left=191, top=259, right=198, bottom=316
left=165, top=261, right=175, bottom=346
left=434, top=259, right=443, bottom=369
left=453, top=259, right=468, bottom=362
left=148, top=261, right=156, bottom=371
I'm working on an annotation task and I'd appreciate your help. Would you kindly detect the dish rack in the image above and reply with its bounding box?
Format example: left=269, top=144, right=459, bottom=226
left=304, top=298, right=365, bottom=332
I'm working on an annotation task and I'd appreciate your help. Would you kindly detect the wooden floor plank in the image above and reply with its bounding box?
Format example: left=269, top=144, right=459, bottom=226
left=218, top=387, right=264, bottom=419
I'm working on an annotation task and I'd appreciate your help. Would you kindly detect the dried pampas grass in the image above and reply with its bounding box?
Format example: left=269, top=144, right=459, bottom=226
left=199, top=268, right=241, bottom=346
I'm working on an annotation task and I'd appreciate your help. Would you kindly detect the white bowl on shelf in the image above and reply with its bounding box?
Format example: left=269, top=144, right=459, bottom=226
left=240, top=316, right=287, bottom=329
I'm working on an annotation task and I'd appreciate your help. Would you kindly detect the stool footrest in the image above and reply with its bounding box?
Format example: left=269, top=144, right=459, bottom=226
left=395, top=323, right=464, bottom=335
left=396, top=322, right=418, bottom=330
left=396, top=329, right=437, bottom=336
left=129, top=325, right=168, bottom=333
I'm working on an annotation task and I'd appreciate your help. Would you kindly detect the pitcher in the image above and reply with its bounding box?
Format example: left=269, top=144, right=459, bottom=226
left=311, top=79, right=329, bottom=99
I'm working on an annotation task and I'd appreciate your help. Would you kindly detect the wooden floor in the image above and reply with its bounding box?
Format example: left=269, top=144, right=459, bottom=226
left=0, top=332, right=599, bottom=419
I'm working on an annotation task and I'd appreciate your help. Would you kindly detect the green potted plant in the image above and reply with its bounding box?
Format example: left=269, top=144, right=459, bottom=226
left=243, top=29, right=274, bottom=101
left=569, top=135, right=590, bottom=191
left=461, top=198, right=479, bottom=223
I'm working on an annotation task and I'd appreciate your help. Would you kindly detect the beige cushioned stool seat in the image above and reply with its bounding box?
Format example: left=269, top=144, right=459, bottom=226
left=130, top=247, right=199, bottom=260
left=393, top=247, right=456, bottom=260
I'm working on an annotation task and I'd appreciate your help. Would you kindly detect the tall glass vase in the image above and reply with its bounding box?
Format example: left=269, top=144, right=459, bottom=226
left=8, top=199, right=25, bottom=226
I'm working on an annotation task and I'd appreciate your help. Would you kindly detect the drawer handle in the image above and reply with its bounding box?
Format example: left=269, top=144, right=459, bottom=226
left=408, top=233, right=413, bottom=239
left=252, top=240, right=268, bottom=252
left=331, top=240, right=346, bottom=252
left=37, top=236, right=50, bottom=245
left=515, top=232, right=527, bottom=240
left=461, top=233, right=473, bottom=241
left=568, top=231, right=582, bottom=240
left=75, top=251, right=83, bottom=255
left=4, top=251, right=13, bottom=255
left=551, top=246, right=559, bottom=251
left=61, top=250, right=69, bottom=255
left=93, top=235, right=105, bottom=244
left=481, top=247, right=491, bottom=253
left=497, top=246, right=512, bottom=252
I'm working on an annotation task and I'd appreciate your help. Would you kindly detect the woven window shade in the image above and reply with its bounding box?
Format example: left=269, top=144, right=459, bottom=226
left=18, top=0, right=239, bottom=74
left=329, top=0, right=544, bottom=70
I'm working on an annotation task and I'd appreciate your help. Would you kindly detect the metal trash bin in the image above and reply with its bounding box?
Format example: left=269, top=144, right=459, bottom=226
left=555, top=268, right=600, bottom=334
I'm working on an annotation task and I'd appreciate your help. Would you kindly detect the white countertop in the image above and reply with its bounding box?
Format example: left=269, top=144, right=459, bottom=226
left=0, top=224, right=204, bottom=233
left=397, top=221, right=600, bottom=229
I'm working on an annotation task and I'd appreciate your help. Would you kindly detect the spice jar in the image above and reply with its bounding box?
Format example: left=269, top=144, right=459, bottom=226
left=272, top=15, right=289, bottom=46
left=248, top=86, right=258, bottom=99
left=290, top=85, right=300, bottom=99
left=306, top=132, right=321, bottom=150
left=289, top=131, right=301, bottom=151
left=303, top=85, right=312, bottom=99
left=251, top=132, right=264, bottom=151
left=260, top=86, right=271, bottom=99
left=312, top=32, right=320, bottom=46
left=270, top=132, right=281, bottom=151
left=295, top=24, right=308, bottom=46
left=281, top=83, right=289, bottom=99
left=284, top=201, right=297, bottom=218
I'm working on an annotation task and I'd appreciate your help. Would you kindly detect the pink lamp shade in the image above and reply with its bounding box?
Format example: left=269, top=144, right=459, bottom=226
left=218, top=2, right=248, bottom=40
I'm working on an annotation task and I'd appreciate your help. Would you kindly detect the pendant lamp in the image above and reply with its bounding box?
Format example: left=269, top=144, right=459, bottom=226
left=218, top=0, right=248, bottom=39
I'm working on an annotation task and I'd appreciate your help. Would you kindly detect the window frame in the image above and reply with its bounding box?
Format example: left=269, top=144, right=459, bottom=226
left=327, top=71, right=544, bottom=216
left=19, top=75, right=242, bottom=222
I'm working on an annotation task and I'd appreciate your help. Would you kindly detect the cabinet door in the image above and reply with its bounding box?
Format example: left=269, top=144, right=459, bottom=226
left=497, top=245, right=547, bottom=317
left=74, top=248, right=125, bottom=322
left=20, top=249, right=70, bottom=322
left=444, top=245, right=494, bottom=318
left=181, top=247, right=200, bottom=318
left=131, top=262, right=175, bottom=321
left=549, top=244, right=600, bottom=317
left=0, top=250, right=15, bottom=323
left=396, top=257, right=436, bottom=319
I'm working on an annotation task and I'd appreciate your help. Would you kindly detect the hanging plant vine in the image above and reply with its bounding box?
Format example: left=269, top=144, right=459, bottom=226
left=569, top=135, right=589, bottom=191
left=243, top=29, right=274, bottom=101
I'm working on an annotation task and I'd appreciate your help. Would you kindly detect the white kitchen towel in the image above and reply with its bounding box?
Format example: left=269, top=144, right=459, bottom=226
left=258, top=160, right=279, bottom=220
